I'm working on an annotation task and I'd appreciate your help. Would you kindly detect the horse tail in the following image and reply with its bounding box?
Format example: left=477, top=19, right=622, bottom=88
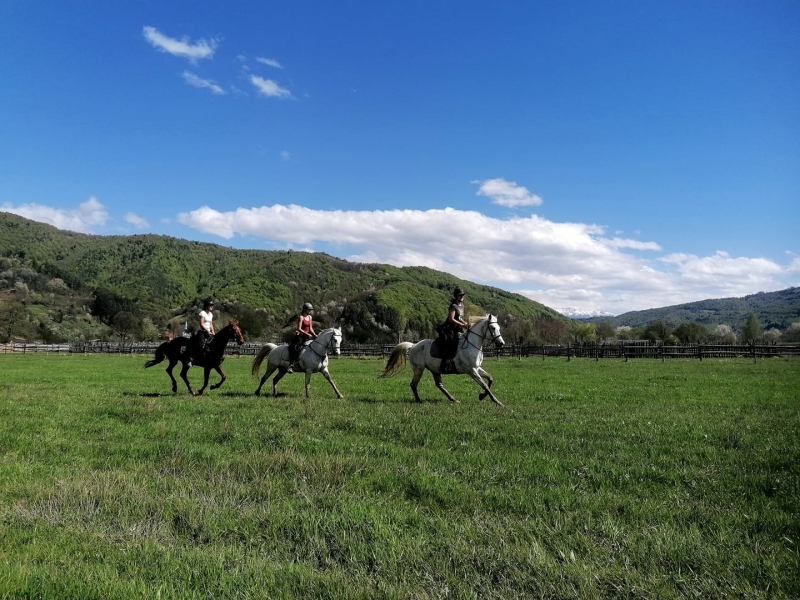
left=144, top=341, right=169, bottom=369
left=379, top=342, right=414, bottom=378
left=251, top=343, right=277, bottom=377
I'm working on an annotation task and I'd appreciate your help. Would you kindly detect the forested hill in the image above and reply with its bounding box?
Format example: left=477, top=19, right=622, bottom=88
left=0, top=212, right=566, bottom=341
left=582, top=287, right=800, bottom=330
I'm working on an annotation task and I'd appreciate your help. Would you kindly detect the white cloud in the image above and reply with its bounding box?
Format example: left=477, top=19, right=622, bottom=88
left=182, top=71, right=226, bottom=95
left=250, top=75, right=291, bottom=98
left=175, top=202, right=798, bottom=315
left=474, top=178, right=543, bottom=207
left=125, top=212, right=149, bottom=228
left=142, top=26, right=218, bottom=62
left=256, top=57, right=283, bottom=69
left=2, top=197, right=108, bottom=233
left=280, top=151, right=292, bottom=161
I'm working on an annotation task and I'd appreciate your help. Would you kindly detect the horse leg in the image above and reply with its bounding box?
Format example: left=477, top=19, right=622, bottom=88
left=179, top=362, right=196, bottom=396
left=254, top=363, right=278, bottom=396
left=475, top=366, right=493, bottom=400
left=210, top=364, right=226, bottom=390
left=272, top=368, right=289, bottom=397
left=432, top=371, right=459, bottom=404
left=320, top=368, right=344, bottom=399
left=408, top=364, right=425, bottom=403
left=469, top=368, right=503, bottom=407
left=166, top=359, right=179, bottom=393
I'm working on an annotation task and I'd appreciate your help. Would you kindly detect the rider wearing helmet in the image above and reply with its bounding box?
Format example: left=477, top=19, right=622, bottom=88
left=437, top=287, right=469, bottom=373
left=190, top=298, right=216, bottom=364
left=287, top=302, right=317, bottom=373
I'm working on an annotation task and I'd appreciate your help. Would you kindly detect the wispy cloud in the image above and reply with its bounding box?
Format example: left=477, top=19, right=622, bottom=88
left=250, top=75, right=291, bottom=98
left=2, top=197, right=108, bottom=233
left=474, top=178, right=543, bottom=207
left=176, top=202, right=798, bottom=315
left=256, top=57, right=283, bottom=69
left=181, top=71, right=226, bottom=95
left=142, top=26, right=218, bottom=62
left=125, top=212, right=150, bottom=228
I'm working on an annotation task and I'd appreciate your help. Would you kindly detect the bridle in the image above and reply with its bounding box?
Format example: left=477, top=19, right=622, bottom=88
left=306, top=329, right=340, bottom=360
left=460, top=317, right=503, bottom=351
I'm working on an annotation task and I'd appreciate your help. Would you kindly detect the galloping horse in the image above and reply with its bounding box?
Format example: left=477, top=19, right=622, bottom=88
left=380, top=314, right=506, bottom=406
left=251, top=327, right=344, bottom=398
left=144, top=321, right=245, bottom=395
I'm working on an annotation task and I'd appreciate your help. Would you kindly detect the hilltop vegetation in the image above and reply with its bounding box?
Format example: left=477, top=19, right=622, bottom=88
left=582, top=288, right=800, bottom=331
left=0, top=212, right=567, bottom=343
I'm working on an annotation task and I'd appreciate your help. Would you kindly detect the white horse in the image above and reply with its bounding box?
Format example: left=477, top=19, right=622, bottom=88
left=251, top=327, right=344, bottom=398
left=380, top=314, right=506, bottom=406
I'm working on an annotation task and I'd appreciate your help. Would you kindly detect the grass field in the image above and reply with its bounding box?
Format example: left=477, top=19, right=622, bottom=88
left=0, top=353, right=798, bottom=599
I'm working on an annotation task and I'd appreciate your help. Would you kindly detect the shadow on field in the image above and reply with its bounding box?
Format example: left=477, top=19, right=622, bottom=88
left=349, top=395, right=442, bottom=404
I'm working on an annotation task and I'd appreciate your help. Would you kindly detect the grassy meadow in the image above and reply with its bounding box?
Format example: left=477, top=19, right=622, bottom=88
left=0, top=353, right=798, bottom=599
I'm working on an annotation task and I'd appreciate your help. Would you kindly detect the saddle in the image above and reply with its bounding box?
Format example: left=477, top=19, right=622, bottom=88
left=188, top=332, right=213, bottom=364
left=430, top=336, right=458, bottom=360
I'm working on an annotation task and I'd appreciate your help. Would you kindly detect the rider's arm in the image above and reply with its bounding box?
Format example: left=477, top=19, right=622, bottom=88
left=448, top=308, right=468, bottom=328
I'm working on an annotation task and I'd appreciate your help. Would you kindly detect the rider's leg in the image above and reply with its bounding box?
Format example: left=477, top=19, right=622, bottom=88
left=286, top=338, right=299, bottom=373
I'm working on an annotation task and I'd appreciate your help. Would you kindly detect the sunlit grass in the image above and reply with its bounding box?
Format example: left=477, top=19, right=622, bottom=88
left=1, top=354, right=798, bottom=598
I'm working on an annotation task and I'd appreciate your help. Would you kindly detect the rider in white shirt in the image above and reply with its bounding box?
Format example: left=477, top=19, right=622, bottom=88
left=190, top=298, right=215, bottom=363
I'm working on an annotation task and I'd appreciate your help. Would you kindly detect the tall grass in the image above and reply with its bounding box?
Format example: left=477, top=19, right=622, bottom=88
left=0, top=354, right=798, bottom=598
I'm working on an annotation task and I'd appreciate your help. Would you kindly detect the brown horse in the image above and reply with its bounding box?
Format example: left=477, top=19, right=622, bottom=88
left=144, top=321, right=245, bottom=395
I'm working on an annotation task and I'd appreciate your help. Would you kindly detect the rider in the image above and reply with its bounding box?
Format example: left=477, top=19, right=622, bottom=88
left=190, top=298, right=215, bottom=364
left=438, top=287, right=469, bottom=373
left=286, top=302, right=317, bottom=373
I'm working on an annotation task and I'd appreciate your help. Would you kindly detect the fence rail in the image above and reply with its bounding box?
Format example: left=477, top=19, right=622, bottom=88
left=2, top=340, right=799, bottom=360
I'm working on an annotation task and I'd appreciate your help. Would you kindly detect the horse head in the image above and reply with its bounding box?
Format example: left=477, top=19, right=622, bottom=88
left=316, top=327, right=342, bottom=356
left=330, top=328, right=343, bottom=356
left=485, top=314, right=505, bottom=348
left=228, top=320, right=245, bottom=345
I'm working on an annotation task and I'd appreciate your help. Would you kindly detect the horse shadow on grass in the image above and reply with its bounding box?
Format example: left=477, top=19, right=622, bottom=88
left=124, top=391, right=251, bottom=399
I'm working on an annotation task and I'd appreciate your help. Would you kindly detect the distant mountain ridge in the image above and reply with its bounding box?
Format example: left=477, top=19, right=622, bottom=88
left=580, top=287, right=800, bottom=330
left=558, top=308, right=616, bottom=320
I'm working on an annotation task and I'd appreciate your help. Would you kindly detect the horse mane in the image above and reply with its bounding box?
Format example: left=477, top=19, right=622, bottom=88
left=468, top=315, right=489, bottom=325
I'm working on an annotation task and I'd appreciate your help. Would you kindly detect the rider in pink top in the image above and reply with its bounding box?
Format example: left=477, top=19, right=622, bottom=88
left=287, top=302, right=317, bottom=372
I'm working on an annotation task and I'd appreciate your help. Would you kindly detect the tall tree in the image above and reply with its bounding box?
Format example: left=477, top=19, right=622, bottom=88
left=112, top=311, right=140, bottom=342
left=673, top=322, right=709, bottom=343
left=643, top=320, right=671, bottom=341
left=595, top=321, right=616, bottom=341
left=742, top=312, right=761, bottom=342
left=1, top=301, right=28, bottom=342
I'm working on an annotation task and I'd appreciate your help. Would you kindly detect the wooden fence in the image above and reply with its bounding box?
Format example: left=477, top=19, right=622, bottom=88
left=2, top=340, right=799, bottom=361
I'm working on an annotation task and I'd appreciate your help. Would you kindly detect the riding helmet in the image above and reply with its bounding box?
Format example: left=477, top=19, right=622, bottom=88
left=204, top=298, right=215, bottom=307
left=453, top=287, right=465, bottom=297
left=303, top=302, right=314, bottom=311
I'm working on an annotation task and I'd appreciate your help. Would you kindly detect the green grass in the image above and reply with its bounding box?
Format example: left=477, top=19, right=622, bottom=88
left=1, top=354, right=798, bottom=599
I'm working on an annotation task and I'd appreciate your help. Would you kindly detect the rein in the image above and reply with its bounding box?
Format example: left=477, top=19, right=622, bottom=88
left=305, top=330, right=339, bottom=360
left=460, top=319, right=502, bottom=352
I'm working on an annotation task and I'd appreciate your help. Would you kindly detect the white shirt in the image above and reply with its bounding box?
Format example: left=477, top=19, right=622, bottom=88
left=199, top=309, right=214, bottom=333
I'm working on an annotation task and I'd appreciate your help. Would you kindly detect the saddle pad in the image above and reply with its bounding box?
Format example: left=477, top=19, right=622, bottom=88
left=430, top=339, right=457, bottom=360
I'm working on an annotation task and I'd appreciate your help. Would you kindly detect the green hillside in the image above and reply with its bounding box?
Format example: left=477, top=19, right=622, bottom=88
left=583, top=287, right=800, bottom=330
left=0, top=212, right=567, bottom=342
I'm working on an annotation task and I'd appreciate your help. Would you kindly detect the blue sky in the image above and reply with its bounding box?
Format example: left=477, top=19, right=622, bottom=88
left=2, top=1, right=798, bottom=316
